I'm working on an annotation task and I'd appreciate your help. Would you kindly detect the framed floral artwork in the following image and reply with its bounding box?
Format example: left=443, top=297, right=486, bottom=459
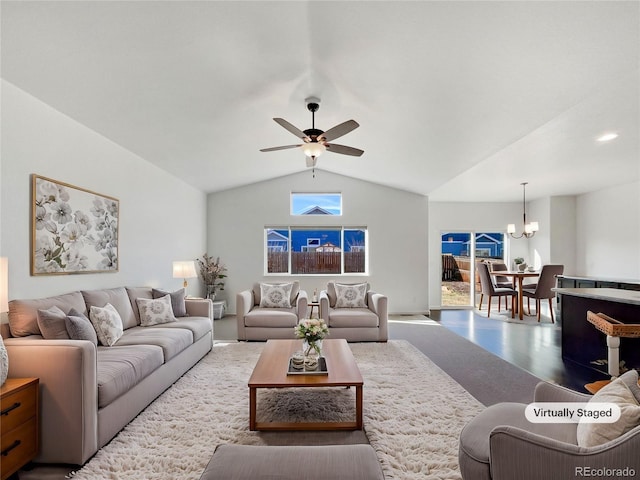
left=31, top=175, right=119, bottom=275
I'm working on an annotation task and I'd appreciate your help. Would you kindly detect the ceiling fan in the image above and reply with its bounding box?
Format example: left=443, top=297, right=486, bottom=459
left=260, top=97, right=364, bottom=169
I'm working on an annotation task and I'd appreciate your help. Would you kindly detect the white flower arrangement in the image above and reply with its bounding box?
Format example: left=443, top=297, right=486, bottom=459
left=294, top=318, right=329, bottom=356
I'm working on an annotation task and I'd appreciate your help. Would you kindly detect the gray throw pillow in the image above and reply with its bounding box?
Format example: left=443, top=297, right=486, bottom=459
left=152, top=288, right=187, bottom=317
left=37, top=305, right=70, bottom=339
left=65, top=308, right=98, bottom=346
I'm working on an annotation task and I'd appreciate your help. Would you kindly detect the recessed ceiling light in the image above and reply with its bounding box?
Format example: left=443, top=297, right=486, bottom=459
left=597, top=132, right=619, bottom=142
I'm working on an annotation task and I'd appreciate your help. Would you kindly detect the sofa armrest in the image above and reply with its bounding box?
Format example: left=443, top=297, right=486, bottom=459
left=185, top=298, right=213, bottom=319
left=534, top=381, right=592, bottom=403
left=368, top=292, right=388, bottom=341
left=489, top=424, right=640, bottom=479
left=236, top=290, right=254, bottom=341
left=5, top=337, right=98, bottom=465
left=319, top=290, right=330, bottom=322
left=296, top=290, right=308, bottom=320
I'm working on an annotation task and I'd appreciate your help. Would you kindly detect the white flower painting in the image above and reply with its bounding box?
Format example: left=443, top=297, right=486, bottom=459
left=32, top=175, right=119, bottom=275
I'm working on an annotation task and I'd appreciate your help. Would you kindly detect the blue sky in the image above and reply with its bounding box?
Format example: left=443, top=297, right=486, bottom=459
left=291, top=193, right=342, bottom=215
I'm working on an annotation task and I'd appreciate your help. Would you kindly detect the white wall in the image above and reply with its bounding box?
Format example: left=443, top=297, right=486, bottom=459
left=206, top=169, right=429, bottom=314
left=549, top=196, right=577, bottom=274
left=0, top=81, right=208, bottom=304
left=528, top=197, right=550, bottom=270
left=576, top=181, right=640, bottom=278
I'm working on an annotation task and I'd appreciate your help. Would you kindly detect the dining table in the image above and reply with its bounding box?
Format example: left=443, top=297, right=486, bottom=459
left=489, top=270, right=540, bottom=320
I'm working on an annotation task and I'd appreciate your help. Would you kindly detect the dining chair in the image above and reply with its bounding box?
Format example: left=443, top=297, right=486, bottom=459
left=490, top=262, right=512, bottom=309
left=477, top=262, right=517, bottom=318
left=522, top=264, right=564, bottom=322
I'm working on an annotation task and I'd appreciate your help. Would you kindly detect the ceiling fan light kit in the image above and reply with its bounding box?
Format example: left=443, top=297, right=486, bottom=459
left=301, top=142, right=326, bottom=158
left=260, top=97, right=364, bottom=175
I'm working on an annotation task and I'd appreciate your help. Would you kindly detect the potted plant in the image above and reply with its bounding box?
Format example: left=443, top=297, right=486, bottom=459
left=514, top=257, right=527, bottom=272
left=197, top=254, right=227, bottom=300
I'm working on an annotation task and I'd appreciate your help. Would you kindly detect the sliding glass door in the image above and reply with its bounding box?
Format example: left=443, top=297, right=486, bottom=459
left=441, top=232, right=473, bottom=307
left=441, top=231, right=506, bottom=308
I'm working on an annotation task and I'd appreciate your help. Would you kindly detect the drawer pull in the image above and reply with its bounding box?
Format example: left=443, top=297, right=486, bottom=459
left=1, top=440, right=21, bottom=456
left=1, top=402, right=21, bottom=416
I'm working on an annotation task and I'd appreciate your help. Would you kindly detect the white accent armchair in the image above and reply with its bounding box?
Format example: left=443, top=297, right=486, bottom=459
left=236, top=281, right=308, bottom=341
left=319, top=282, right=388, bottom=342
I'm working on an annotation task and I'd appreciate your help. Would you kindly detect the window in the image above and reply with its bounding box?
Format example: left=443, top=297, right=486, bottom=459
left=265, top=227, right=367, bottom=275
left=291, top=193, right=342, bottom=216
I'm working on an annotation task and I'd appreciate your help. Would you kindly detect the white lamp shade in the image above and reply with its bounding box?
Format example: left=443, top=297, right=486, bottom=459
left=0, top=257, right=7, bottom=313
left=529, top=221, right=539, bottom=232
left=507, top=224, right=516, bottom=234
left=301, top=142, right=326, bottom=158
left=172, top=261, right=197, bottom=279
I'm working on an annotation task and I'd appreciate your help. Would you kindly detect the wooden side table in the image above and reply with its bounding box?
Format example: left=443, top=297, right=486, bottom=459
left=308, top=302, right=320, bottom=319
left=1, top=378, right=39, bottom=480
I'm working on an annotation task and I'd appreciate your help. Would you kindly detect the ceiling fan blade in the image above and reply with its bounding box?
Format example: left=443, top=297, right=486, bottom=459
left=273, top=118, right=309, bottom=140
left=326, top=143, right=364, bottom=157
left=260, top=144, right=302, bottom=152
left=320, top=120, right=359, bottom=142
left=306, top=156, right=318, bottom=168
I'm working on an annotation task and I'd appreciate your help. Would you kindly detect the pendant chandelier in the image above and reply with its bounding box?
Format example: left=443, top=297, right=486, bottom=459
left=508, top=182, right=538, bottom=239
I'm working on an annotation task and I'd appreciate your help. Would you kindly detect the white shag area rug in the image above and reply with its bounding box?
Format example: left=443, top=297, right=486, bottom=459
left=70, top=340, right=484, bottom=480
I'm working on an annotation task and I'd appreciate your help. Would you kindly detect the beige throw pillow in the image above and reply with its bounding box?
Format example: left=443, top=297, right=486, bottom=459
left=136, top=295, right=178, bottom=326
left=89, top=303, right=124, bottom=346
left=577, top=370, right=640, bottom=447
left=259, top=283, right=293, bottom=308
left=335, top=283, right=368, bottom=308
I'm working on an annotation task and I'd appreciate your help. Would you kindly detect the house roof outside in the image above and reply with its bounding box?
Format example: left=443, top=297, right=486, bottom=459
left=301, top=206, right=333, bottom=215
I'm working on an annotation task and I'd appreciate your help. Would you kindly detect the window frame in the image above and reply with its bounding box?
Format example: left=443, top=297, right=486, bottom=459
left=264, top=226, right=368, bottom=276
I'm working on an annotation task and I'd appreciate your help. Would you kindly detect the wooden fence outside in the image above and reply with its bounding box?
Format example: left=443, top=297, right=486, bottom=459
left=267, top=251, right=365, bottom=274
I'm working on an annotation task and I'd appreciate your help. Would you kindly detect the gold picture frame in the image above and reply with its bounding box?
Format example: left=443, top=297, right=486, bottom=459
left=31, top=175, right=119, bottom=275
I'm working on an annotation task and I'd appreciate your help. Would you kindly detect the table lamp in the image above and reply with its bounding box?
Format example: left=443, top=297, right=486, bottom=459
left=172, top=260, right=197, bottom=288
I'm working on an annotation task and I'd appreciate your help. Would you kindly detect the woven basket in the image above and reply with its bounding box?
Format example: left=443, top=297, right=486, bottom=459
left=587, top=311, right=640, bottom=338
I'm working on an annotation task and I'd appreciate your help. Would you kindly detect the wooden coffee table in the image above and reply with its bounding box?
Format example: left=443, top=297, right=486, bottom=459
left=248, top=338, right=364, bottom=431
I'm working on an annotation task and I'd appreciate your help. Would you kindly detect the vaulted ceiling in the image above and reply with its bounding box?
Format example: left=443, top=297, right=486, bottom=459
left=2, top=1, right=638, bottom=201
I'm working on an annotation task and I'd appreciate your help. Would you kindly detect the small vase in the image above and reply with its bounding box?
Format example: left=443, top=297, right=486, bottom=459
left=206, top=285, right=216, bottom=301
left=518, top=263, right=527, bottom=272
left=0, top=335, right=8, bottom=386
left=303, top=339, right=322, bottom=358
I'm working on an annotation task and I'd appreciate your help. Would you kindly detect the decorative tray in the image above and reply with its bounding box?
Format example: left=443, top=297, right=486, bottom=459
left=287, top=357, right=328, bottom=375
left=587, top=311, right=640, bottom=338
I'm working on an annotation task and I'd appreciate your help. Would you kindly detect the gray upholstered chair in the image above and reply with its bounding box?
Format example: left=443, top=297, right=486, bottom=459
left=236, top=281, right=307, bottom=341
left=490, top=261, right=512, bottom=308
left=522, top=264, right=564, bottom=322
left=477, top=262, right=516, bottom=318
left=319, top=282, right=388, bottom=342
left=459, top=376, right=640, bottom=480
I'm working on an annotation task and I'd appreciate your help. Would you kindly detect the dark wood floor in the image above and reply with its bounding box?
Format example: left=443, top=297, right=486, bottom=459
left=430, top=308, right=609, bottom=392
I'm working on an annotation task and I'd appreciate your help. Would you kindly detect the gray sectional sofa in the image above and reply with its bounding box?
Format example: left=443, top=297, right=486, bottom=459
left=3, top=286, right=213, bottom=465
